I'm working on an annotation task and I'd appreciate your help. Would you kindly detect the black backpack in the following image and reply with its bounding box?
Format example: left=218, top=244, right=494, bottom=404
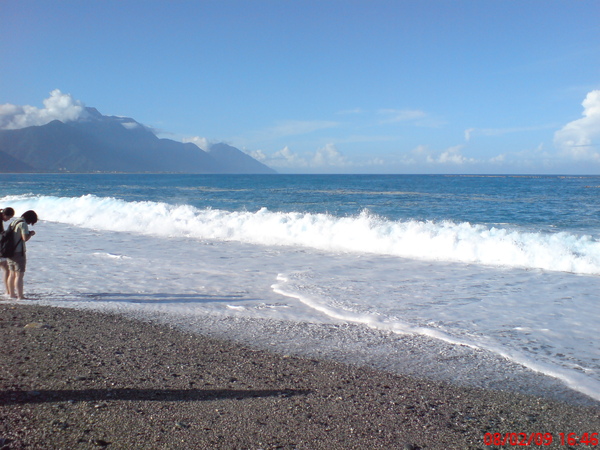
left=0, top=219, right=23, bottom=258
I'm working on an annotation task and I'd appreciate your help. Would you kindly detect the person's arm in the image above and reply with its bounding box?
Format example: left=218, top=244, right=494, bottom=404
left=23, top=230, right=35, bottom=242
left=18, top=223, right=34, bottom=242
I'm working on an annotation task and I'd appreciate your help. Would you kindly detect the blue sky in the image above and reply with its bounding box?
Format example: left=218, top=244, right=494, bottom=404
left=1, top=0, right=599, bottom=174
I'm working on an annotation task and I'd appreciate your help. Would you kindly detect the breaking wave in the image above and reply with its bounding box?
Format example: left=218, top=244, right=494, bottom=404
left=4, top=193, right=600, bottom=275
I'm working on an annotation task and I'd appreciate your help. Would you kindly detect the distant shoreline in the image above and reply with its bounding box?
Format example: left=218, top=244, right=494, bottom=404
left=2, top=172, right=600, bottom=176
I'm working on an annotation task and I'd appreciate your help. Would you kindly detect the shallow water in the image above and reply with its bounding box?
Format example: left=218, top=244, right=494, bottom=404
left=1, top=174, right=599, bottom=404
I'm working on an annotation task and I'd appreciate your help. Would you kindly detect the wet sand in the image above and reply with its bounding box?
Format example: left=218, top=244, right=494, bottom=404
left=1, top=303, right=599, bottom=449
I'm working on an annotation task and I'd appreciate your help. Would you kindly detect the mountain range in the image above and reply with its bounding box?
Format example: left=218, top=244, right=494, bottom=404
left=0, top=107, right=275, bottom=174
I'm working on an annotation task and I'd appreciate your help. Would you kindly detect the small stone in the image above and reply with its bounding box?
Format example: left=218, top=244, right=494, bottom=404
left=174, top=421, right=190, bottom=429
left=52, top=421, right=69, bottom=430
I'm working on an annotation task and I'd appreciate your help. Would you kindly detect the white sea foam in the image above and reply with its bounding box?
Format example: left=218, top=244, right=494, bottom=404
left=4, top=194, right=600, bottom=275
left=272, top=263, right=600, bottom=403
left=3, top=193, right=600, bottom=403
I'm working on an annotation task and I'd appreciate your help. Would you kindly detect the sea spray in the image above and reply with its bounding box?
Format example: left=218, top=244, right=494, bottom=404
left=3, top=193, right=600, bottom=275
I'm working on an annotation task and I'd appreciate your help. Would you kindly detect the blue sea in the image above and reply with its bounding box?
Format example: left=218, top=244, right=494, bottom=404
left=1, top=174, right=599, bottom=405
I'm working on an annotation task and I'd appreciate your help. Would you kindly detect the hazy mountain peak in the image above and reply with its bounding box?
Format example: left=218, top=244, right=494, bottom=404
left=0, top=107, right=275, bottom=174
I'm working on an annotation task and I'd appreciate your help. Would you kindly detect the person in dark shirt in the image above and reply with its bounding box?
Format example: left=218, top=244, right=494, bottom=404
left=6, top=210, right=37, bottom=300
left=0, top=207, right=15, bottom=296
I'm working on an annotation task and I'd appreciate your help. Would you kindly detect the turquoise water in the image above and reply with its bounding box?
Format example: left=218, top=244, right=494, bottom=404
left=2, top=173, right=599, bottom=233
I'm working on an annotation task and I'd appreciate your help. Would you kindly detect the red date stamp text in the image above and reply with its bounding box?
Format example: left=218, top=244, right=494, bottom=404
left=484, top=432, right=598, bottom=446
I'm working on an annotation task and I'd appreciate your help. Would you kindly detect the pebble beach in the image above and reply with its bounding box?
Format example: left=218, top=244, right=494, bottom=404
left=1, top=303, right=599, bottom=449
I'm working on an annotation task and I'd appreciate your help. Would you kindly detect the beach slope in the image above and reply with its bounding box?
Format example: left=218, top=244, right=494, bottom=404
left=1, top=304, right=598, bottom=449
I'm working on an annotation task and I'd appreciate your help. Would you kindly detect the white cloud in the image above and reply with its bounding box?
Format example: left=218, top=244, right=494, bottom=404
left=0, top=89, right=87, bottom=130
left=312, top=143, right=348, bottom=167
left=121, top=121, right=141, bottom=130
left=426, top=146, right=472, bottom=165
left=411, top=144, right=475, bottom=165
left=270, top=146, right=309, bottom=168
left=266, top=143, right=349, bottom=170
left=554, top=90, right=600, bottom=160
left=437, top=145, right=474, bottom=164
left=182, top=136, right=211, bottom=151
left=248, top=149, right=268, bottom=162
left=378, top=108, right=426, bottom=124
left=490, top=153, right=506, bottom=163
left=465, top=128, right=475, bottom=142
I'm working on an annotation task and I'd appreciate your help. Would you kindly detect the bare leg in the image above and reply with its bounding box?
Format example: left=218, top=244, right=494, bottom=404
left=0, top=261, right=8, bottom=295
left=14, top=272, right=25, bottom=299
left=7, top=270, right=16, bottom=298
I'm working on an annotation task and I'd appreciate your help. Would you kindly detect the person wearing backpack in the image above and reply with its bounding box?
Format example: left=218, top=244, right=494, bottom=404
left=0, top=207, right=16, bottom=296
left=6, top=210, right=37, bottom=300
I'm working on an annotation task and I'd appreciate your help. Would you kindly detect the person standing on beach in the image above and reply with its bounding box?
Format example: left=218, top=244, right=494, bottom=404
left=0, top=207, right=15, bottom=296
left=6, top=210, right=37, bottom=300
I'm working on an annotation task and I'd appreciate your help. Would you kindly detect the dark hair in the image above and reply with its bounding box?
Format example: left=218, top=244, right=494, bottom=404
left=21, top=210, right=38, bottom=225
left=1, top=207, right=15, bottom=218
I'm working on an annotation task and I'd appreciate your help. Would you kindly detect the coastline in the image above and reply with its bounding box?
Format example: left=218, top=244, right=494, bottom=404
left=1, top=303, right=599, bottom=449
